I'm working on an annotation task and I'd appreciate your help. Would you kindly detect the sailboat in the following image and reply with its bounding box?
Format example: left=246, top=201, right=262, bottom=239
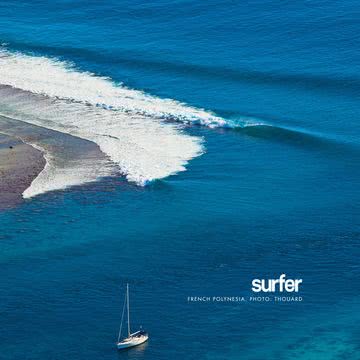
left=116, top=284, right=149, bottom=350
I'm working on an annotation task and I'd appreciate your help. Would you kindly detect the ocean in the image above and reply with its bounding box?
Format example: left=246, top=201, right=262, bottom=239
left=0, top=0, right=359, bottom=359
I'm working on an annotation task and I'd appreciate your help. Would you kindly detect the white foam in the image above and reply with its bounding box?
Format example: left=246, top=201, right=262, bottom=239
left=0, top=114, right=114, bottom=198
left=0, top=49, right=227, bottom=127
left=0, top=49, right=224, bottom=196
left=22, top=142, right=107, bottom=199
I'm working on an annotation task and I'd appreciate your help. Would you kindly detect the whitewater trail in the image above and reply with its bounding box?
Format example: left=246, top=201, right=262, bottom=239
left=0, top=48, right=232, bottom=198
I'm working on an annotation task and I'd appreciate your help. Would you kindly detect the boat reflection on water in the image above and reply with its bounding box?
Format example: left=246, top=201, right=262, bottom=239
left=117, top=341, right=149, bottom=356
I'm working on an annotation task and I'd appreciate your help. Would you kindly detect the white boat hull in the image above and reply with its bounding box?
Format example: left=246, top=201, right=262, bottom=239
left=117, top=334, right=148, bottom=349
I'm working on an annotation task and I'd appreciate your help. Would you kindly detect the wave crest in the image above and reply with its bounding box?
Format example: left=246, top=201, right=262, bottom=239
left=0, top=48, right=227, bottom=128
left=0, top=49, right=230, bottom=196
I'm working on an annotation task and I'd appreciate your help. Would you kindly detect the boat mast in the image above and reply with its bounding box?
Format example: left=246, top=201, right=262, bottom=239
left=117, top=287, right=127, bottom=343
left=127, top=283, right=131, bottom=337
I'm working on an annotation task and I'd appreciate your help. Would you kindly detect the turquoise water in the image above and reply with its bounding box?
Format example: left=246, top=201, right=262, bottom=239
left=0, top=1, right=359, bottom=359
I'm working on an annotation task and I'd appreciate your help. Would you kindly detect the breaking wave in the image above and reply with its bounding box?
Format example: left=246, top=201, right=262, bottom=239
left=0, top=48, right=228, bottom=127
left=0, top=49, right=349, bottom=199
left=0, top=48, right=235, bottom=197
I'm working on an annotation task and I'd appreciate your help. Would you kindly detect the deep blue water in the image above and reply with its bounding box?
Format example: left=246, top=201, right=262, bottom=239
left=0, top=1, right=360, bottom=359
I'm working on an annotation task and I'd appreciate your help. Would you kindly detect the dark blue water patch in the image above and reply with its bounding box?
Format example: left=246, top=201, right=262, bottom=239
left=233, top=124, right=360, bottom=156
